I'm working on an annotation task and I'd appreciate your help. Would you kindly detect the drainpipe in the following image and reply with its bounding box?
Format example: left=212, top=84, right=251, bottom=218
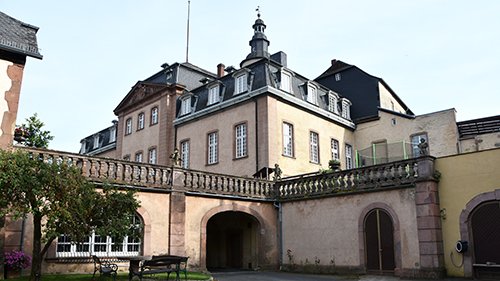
left=273, top=201, right=283, bottom=269
left=254, top=99, right=259, bottom=174
left=19, top=217, right=26, bottom=275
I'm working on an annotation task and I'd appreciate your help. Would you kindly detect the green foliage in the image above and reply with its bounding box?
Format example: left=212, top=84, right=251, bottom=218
left=0, top=149, right=140, bottom=281
left=18, top=113, right=54, bottom=148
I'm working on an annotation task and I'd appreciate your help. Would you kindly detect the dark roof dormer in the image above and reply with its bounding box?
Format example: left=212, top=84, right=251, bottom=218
left=240, top=10, right=270, bottom=68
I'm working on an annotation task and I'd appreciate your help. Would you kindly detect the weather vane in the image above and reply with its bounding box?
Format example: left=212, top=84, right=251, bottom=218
left=256, top=6, right=261, bottom=18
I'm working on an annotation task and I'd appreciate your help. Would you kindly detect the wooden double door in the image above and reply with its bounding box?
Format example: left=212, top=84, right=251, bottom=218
left=365, top=209, right=395, bottom=273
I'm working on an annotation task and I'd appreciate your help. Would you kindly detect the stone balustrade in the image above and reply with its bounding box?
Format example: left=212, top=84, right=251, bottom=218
left=276, top=158, right=425, bottom=201
left=17, top=147, right=434, bottom=201
left=17, top=147, right=273, bottom=199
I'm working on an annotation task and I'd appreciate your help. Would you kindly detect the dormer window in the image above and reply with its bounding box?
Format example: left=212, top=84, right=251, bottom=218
left=235, top=74, right=248, bottom=94
left=208, top=85, right=220, bottom=105
left=307, top=83, right=318, bottom=105
left=341, top=98, right=352, bottom=119
left=328, top=92, right=339, bottom=114
left=180, top=97, right=192, bottom=115
left=93, top=135, right=99, bottom=149
left=109, top=127, right=116, bottom=142
left=280, top=70, right=292, bottom=93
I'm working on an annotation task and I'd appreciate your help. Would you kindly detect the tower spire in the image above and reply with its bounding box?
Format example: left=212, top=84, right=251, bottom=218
left=240, top=7, right=270, bottom=67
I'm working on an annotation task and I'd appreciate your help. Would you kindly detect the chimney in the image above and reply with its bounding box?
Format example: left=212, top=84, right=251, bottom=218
left=331, top=59, right=337, bottom=65
left=217, top=63, right=225, bottom=77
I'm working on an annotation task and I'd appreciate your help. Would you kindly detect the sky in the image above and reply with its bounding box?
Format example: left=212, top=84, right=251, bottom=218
left=3, top=0, right=499, bottom=152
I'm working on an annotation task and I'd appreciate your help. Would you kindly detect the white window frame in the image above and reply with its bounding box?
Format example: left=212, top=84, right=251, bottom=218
left=137, top=113, right=145, bottom=130
left=109, top=127, right=116, bottom=143
left=283, top=122, right=294, bottom=157
left=235, top=74, right=248, bottom=94
left=411, top=133, right=428, bottom=157
left=280, top=71, right=292, bottom=93
left=93, top=135, right=99, bottom=149
left=55, top=214, right=142, bottom=258
left=345, top=144, right=353, bottom=169
left=341, top=99, right=351, bottom=119
left=309, top=131, right=319, bottom=164
left=125, top=118, right=132, bottom=135
left=331, top=139, right=340, bottom=161
left=135, top=152, right=143, bottom=163
left=151, top=107, right=158, bottom=125
left=307, top=84, right=318, bottom=105
left=148, top=148, right=157, bottom=164
left=328, top=93, right=339, bottom=114
left=208, top=85, right=220, bottom=105
left=207, top=132, right=218, bottom=165
left=235, top=123, right=247, bottom=158
left=180, top=97, right=192, bottom=115
left=180, top=140, right=190, bottom=169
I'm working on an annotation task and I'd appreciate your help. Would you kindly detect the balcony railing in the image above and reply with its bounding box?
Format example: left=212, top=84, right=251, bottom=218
left=275, top=158, right=426, bottom=201
left=17, top=147, right=434, bottom=201
left=17, top=147, right=273, bottom=199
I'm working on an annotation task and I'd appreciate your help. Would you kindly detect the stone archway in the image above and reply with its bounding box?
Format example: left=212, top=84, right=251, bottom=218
left=358, top=202, right=402, bottom=275
left=200, top=204, right=266, bottom=271
left=459, top=189, right=500, bottom=278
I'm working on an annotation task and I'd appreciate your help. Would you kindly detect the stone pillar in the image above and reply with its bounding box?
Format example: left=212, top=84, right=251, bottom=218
left=413, top=156, right=445, bottom=278
left=169, top=191, right=186, bottom=256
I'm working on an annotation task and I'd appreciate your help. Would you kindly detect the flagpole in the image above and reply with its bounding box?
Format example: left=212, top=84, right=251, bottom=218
left=186, top=0, right=191, bottom=63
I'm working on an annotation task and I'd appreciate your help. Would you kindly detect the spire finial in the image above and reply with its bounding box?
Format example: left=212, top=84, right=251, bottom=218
left=256, top=6, right=261, bottom=18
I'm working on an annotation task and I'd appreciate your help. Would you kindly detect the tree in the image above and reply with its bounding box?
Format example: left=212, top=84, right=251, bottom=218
left=16, top=113, right=54, bottom=148
left=0, top=149, right=140, bottom=281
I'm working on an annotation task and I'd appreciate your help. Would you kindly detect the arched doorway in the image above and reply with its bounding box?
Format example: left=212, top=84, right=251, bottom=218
left=364, top=208, right=395, bottom=274
left=206, top=211, right=260, bottom=271
left=470, top=201, right=500, bottom=279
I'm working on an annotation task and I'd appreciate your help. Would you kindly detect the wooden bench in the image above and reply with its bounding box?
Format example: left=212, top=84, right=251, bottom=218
left=132, top=255, right=187, bottom=281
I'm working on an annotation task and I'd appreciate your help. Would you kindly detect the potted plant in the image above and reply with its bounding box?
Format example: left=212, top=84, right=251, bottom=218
left=328, top=159, right=341, bottom=171
left=4, top=250, right=31, bottom=277
left=13, top=126, right=30, bottom=143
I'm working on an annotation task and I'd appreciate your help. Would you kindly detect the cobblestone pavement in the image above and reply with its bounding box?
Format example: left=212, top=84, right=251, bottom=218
left=211, top=271, right=468, bottom=281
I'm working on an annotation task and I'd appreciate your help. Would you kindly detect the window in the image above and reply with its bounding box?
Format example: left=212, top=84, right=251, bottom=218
left=56, top=214, right=142, bottom=258
left=125, top=118, right=132, bottom=135
left=307, top=84, right=318, bottom=105
left=93, top=135, right=99, bottom=149
left=235, top=123, right=247, bottom=158
left=345, top=144, right=353, bottom=169
left=235, top=74, right=247, bottom=94
left=411, top=133, right=428, bottom=157
left=135, top=152, right=143, bottom=163
left=341, top=99, right=351, bottom=119
left=283, top=122, right=294, bottom=157
left=148, top=148, right=157, bottom=164
left=137, top=113, right=145, bottom=130
left=207, top=132, right=218, bottom=165
left=151, top=107, right=158, bottom=125
left=180, top=97, right=191, bottom=115
left=309, top=131, right=320, bottom=163
left=208, top=86, right=220, bottom=105
left=180, top=140, right=190, bottom=169
left=328, top=93, right=338, bottom=113
left=109, top=127, right=116, bottom=143
left=335, top=73, right=341, bottom=81
left=331, top=139, right=340, bottom=160
left=280, top=72, right=291, bottom=93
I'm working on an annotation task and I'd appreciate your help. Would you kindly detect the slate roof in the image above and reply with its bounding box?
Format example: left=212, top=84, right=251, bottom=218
left=0, top=11, right=42, bottom=59
left=175, top=58, right=355, bottom=129
left=79, top=122, right=117, bottom=155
